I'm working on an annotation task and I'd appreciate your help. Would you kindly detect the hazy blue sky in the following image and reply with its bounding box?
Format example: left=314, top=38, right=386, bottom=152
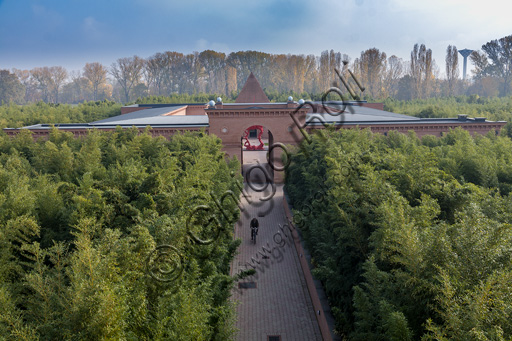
left=1, top=0, right=511, bottom=77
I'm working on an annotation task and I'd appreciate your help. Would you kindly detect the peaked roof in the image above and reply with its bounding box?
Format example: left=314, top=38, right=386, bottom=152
left=235, top=72, right=270, bottom=103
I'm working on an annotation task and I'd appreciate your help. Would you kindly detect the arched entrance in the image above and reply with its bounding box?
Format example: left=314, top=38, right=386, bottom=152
left=241, top=124, right=274, bottom=183
left=242, top=125, right=265, bottom=151
left=239, top=124, right=277, bottom=218
left=204, top=73, right=310, bottom=184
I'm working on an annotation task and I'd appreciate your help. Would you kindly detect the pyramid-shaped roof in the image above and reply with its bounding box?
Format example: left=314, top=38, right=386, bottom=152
left=235, top=72, right=270, bottom=103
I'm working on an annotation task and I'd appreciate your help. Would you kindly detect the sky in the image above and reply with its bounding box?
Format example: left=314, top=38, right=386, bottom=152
left=0, top=0, right=511, bottom=77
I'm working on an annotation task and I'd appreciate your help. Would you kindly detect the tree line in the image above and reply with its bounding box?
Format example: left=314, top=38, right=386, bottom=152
left=285, top=127, right=512, bottom=339
left=0, top=100, right=121, bottom=129
left=1, top=34, right=511, bottom=105
left=0, top=128, right=243, bottom=339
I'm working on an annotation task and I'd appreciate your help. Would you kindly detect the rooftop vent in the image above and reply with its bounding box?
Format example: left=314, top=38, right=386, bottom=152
left=458, top=114, right=468, bottom=121
left=474, top=117, right=487, bottom=122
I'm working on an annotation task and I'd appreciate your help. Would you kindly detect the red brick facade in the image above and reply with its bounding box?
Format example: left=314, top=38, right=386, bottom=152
left=3, top=74, right=507, bottom=171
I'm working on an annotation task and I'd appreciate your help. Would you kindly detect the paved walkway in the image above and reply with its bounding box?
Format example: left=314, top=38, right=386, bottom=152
left=230, top=153, right=322, bottom=340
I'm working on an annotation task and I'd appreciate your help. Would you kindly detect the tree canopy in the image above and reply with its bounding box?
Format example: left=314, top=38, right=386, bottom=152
left=1, top=33, right=511, bottom=104
left=0, top=128, right=242, bottom=339
left=285, top=127, right=512, bottom=339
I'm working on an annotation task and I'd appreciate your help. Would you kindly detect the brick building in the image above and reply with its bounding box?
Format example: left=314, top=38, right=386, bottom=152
left=4, top=72, right=506, bottom=162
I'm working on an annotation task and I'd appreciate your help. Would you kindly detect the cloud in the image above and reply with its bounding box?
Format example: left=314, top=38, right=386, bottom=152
left=31, top=4, right=64, bottom=30
left=2, top=0, right=512, bottom=72
left=293, top=0, right=512, bottom=75
left=196, top=38, right=208, bottom=51
left=82, top=16, right=103, bottom=41
left=195, top=38, right=230, bottom=53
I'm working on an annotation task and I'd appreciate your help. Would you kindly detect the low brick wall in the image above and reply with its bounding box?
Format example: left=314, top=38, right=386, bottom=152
left=282, top=195, right=333, bottom=341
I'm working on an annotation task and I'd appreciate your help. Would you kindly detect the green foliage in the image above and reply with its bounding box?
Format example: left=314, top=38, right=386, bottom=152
left=0, top=70, right=25, bottom=105
left=0, top=100, right=121, bottom=129
left=135, top=93, right=234, bottom=104
left=0, top=129, right=241, bottom=339
left=285, top=128, right=512, bottom=339
left=135, top=90, right=315, bottom=104
left=383, top=96, right=512, bottom=122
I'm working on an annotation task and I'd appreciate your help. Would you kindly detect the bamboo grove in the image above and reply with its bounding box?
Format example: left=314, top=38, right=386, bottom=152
left=0, top=128, right=242, bottom=340
left=285, top=127, right=512, bottom=339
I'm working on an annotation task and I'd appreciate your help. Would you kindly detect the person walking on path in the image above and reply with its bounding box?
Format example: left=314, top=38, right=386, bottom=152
left=250, top=217, right=259, bottom=243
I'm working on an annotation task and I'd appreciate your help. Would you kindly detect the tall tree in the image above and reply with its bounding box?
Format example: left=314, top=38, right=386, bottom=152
left=66, top=71, right=92, bottom=103
left=110, top=56, right=144, bottom=103
left=198, top=50, right=226, bottom=94
left=30, top=67, right=53, bottom=102
left=159, top=51, right=185, bottom=95
left=467, top=50, right=501, bottom=96
left=385, top=55, right=404, bottom=98
left=227, top=51, right=272, bottom=90
left=318, top=50, right=341, bottom=92
left=410, top=44, right=422, bottom=98
left=424, top=48, right=434, bottom=97
left=224, top=65, right=237, bottom=96
left=268, top=54, right=288, bottom=92
left=303, top=54, right=319, bottom=94
left=396, top=75, right=414, bottom=100
left=410, top=44, right=434, bottom=99
left=49, top=66, right=68, bottom=103
left=354, top=48, right=387, bottom=98
left=445, top=45, right=459, bottom=96
left=480, top=35, right=512, bottom=96
left=0, top=69, right=24, bottom=104
left=12, top=68, right=37, bottom=102
left=144, top=52, right=177, bottom=96
left=470, top=50, right=489, bottom=78
left=142, top=58, right=157, bottom=96
left=31, top=66, right=68, bottom=103
left=83, top=62, right=107, bottom=101
left=177, top=52, right=205, bottom=93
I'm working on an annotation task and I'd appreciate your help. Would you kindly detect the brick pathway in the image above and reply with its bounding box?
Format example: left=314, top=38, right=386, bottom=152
left=230, top=155, right=322, bottom=340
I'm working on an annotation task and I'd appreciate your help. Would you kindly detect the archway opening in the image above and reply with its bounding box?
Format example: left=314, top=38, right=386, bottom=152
left=241, top=125, right=274, bottom=184
left=242, top=125, right=267, bottom=151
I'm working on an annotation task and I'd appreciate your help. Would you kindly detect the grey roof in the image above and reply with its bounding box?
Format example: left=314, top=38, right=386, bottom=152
left=306, top=105, right=503, bottom=125
left=222, top=102, right=289, bottom=106
left=7, top=105, right=210, bottom=130
left=307, top=105, right=418, bottom=124
left=4, top=101, right=504, bottom=133
left=93, top=114, right=208, bottom=126
left=91, top=105, right=209, bottom=127
left=91, top=106, right=188, bottom=124
left=5, top=121, right=209, bottom=131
